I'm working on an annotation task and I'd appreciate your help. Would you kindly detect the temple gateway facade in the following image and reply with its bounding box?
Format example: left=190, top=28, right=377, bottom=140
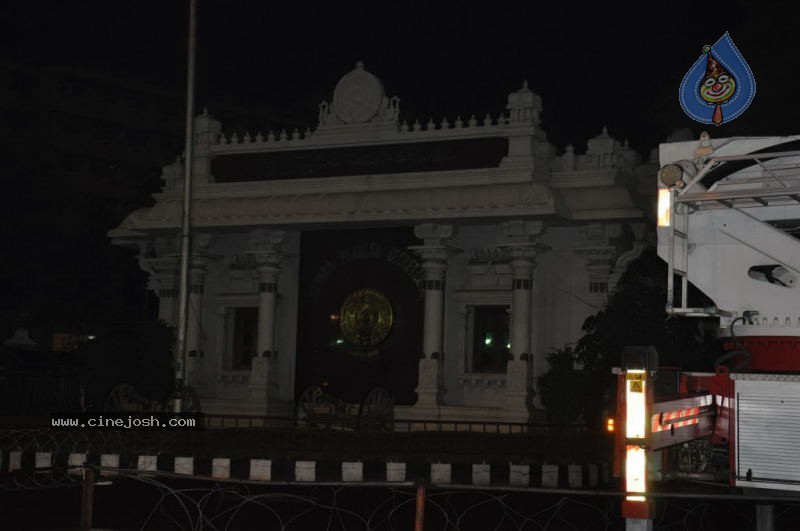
left=110, top=63, right=656, bottom=423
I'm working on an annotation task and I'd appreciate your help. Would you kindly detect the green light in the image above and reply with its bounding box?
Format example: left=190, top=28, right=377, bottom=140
left=484, top=333, right=493, bottom=346
left=335, top=339, right=344, bottom=345
left=506, top=342, right=511, bottom=349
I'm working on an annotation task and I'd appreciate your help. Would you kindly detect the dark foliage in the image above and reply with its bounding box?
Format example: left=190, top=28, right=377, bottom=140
left=75, top=321, right=174, bottom=410
left=539, top=247, right=720, bottom=427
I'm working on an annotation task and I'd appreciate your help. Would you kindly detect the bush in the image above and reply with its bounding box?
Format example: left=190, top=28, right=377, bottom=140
left=537, top=346, right=586, bottom=426
left=538, top=247, right=720, bottom=429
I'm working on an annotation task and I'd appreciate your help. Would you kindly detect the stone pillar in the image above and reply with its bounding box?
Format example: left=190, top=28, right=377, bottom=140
left=410, top=224, right=456, bottom=408
left=505, top=247, right=536, bottom=412
left=256, top=264, right=279, bottom=359
left=509, top=251, right=535, bottom=361
left=421, top=250, right=447, bottom=358
left=498, top=220, right=546, bottom=414
left=247, top=231, right=285, bottom=404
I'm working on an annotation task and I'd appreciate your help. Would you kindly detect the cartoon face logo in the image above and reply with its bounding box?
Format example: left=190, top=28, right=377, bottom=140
left=679, top=33, right=755, bottom=126
left=700, top=72, right=736, bottom=104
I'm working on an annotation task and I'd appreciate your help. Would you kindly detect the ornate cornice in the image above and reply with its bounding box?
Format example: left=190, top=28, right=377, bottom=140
left=111, top=181, right=555, bottom=234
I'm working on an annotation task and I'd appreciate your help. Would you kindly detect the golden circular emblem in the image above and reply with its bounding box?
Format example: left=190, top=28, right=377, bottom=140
left=340, top=289, right=393, bottom=351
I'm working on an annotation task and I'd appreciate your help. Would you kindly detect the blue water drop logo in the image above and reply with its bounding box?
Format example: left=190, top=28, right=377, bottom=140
left=679, top=32, right=756, bottom=125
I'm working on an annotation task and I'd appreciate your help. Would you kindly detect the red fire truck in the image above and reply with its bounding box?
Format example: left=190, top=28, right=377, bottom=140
left=615, top=133, right=800, bottom=530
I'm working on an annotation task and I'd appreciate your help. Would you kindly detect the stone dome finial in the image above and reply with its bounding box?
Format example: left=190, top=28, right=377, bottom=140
left=507, top=80, right=541, bottom=124
left=356, top=60, right=365, bottom=69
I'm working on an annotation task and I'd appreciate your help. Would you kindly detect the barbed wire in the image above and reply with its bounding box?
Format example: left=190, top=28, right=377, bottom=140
left=0, top=466, right=82, bottom=492
left=123, top=475, right=420, bottom=531
left=3, top=465, right=800, bottom=530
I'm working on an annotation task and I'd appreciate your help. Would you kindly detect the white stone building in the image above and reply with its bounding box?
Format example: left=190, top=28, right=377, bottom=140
left=109, top=63, right=655, bottom=423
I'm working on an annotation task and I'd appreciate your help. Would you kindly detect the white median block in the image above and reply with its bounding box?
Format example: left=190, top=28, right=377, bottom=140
left=342, top=461, right=363, bottom=482
left=472, top=464, right=490, bottom=486
left=35, top=452, right=52, bottom=470
left=100, top=454, right=119, bottom=476
left=68, top=453, right=87, bottom=475
left=137, top=455, right=158, bottom=472
left=541, top=464, right=558, bottom=488
left=431, top=463, right=451, bottom=484
left=386, top=462, right=406, bottom=482
left=295, top=460, right=316, bottom=482
left=509, top=464, right=529, bottom=487
left=568, top=464, right=583, bottom=488
left=174, top=457, right=194, bottom=475
left=9, top=451, right=21, bottom=472
left=212, top=458, right=231, bottom=479
left=250, top=459, right=271, bottom=481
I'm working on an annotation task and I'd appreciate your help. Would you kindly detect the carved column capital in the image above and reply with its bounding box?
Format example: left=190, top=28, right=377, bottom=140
left=414, top=223, right=455, bottom=245
left=497, top=220, right=549, bottom=274
left=139, top=255, right=179, bottom=292
left=409, top=244, right=449, bottom=265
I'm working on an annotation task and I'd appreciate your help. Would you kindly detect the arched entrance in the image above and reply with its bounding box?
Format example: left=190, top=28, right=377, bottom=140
left=295, top=228, right=423, bottom=405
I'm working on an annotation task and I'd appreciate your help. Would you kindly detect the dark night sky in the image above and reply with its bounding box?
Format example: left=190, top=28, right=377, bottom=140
left=5, top=1, right=800, bottom=151
left=2, top=0, right=800, bottom=335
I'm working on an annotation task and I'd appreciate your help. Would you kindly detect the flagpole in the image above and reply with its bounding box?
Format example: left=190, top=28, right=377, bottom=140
left=174, top=0, right=197, bottom=413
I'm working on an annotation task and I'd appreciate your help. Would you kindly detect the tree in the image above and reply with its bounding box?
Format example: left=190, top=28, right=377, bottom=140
left=539, top=247, right=719, bottom=427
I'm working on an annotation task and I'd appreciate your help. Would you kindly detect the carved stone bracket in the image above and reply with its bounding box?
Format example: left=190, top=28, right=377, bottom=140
left=496, top=220, right=549, bottom=266
left=500, top=219, right=545, bottom=244
left=139, top=255, right=179, bottom=292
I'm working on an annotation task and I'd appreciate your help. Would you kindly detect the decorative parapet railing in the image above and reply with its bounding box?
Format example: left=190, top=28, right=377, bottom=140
left=211, top=114, right=520, bottom=154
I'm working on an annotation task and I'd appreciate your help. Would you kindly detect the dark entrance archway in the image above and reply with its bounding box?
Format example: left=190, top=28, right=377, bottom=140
left=295, top=228, right=423, bottom=405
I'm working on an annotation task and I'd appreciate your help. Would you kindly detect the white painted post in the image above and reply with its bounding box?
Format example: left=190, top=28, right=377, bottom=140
left=68, top=453, right=87, bottom=475
left=509, top=464, right=530, bottom=487
left=100, top=454, right=119, bottom=477
left=212, top=458, right=230, bottom=479
left=431, top=463, right=451, bottom=484
left=541, top=464, right=558, bottom=488
left=342, top=461, right=363, bottom=482
left=35, top=452, right=52, bottom=471
left=250, top=459, right=271, bottom=481
left=472, top=464, right=490, bottom=486
left=386, top=462, right=406, bottom=482
left=174, top=457, right=194, bottom=475
left=137, top=455, right=158, bottom=472
left=295, top=460, right=316, bottom=482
